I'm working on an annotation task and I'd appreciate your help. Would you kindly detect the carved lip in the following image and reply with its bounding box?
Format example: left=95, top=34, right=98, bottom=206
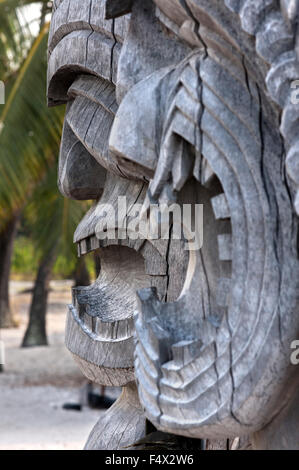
left=68, top=180, right=169, bottom=369
left=68, top=303, right=135, bottom=343
left=67, top=241, right=152, bottom=371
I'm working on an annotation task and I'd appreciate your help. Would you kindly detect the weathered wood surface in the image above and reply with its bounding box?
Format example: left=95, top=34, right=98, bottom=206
left=84, top=382, right=146, bottom=450
left=47, top=0, right=129, bottom=106
left=48, top=0, right=299, bottom=450
left=131, top=0, right=299, bottom=444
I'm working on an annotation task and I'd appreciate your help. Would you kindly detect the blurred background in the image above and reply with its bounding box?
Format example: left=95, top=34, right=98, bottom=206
left=0, top=0, right=112, bottom=449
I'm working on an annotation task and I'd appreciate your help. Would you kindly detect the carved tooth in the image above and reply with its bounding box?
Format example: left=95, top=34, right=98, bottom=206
left=135, top=343, right=159, bottom=381
left=172, top=138, right=193, bottom=192
left=99, top=321, right=112, bottom=340
left=80, top=239, right=88, bottom=255
left=79, top=304, right=87, bottom=321
left=92, top=317, right=97, bottom=334
left=84, top=315, right=93, bottom=332
left=126, top=317, right=135, bottom=337
left=91, top=235, right=100, bottom=251
left=114, top=318, right=133, bottom=340
left=95, top=317, right=102, bottom=336
left=216, top=277, right=232, bottom=307
left=136, top=287, right=161, bottom=322
left=135, top=375, right=161, bottom=420
left=211, top=193, right=230, bottom=220
left=135, top=295, right=171, bottom=366
left=135, top=317, right=160, bottom=364
left=71, top=288, right=76, bottom=307
left=171, top=340, right=202, bottom=366
left=217, top=234, right=233, bottom=261
left=201, top=157, right=215, bottom=187
left=85, top=237, right=91, bottom=253
left=135, top=356, right=159, bottom=395
left=171, top=111, right=197, bottom=147
left=147, top=318, right=172, bottom=366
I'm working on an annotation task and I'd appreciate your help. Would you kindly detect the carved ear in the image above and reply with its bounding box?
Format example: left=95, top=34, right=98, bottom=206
left=105, top=0, right=134, bottom=19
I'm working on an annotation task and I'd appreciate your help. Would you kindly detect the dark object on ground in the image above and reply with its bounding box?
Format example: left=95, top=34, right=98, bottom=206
left=87, top=392, right=115, bottom=410
left=62, top=403, right=82, bottom=412
left=128, top=431, right=203, bottom=451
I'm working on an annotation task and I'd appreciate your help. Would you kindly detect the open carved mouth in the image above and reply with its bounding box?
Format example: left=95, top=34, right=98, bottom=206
left=66, top=164, right=233, bottom=388
left=65, top=173, right=173, bottom=385
left=48, top=0, right=299, bottom=447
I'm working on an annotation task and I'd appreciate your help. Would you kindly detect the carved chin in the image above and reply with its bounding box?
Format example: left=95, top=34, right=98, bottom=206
left=65, top=244, right=151, bottom=386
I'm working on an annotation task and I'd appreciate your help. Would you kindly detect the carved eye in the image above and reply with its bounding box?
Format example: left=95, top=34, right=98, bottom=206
left=48, top=1, right=133, bottom=199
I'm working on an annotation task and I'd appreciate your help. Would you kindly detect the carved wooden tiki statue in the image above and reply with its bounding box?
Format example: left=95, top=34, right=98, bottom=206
left=48, top=0, right=299, bottom=450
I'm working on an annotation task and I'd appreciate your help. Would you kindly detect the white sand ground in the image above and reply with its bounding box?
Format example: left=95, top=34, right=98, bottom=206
left=0, top=281, right=117, bottom=450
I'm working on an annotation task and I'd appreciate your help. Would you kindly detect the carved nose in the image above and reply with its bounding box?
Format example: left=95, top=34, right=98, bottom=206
left=58, top=117, right=106, bottom=201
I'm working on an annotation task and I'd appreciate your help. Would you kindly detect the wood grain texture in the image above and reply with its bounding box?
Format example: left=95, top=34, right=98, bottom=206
left=48, top=0, right=299, bottom=450
left=47, top=0, right=130, bottom=106
left=85, top=382, right=146, bottom=450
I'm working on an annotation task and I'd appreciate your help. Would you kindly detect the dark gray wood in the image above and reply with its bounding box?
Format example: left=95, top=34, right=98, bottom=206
left=48, top=0, right=299, bottom=450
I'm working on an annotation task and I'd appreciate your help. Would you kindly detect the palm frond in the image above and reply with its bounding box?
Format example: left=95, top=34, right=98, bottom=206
left=0, top=1, right=50, bottom=78
left=25, top=161, right=90, bottom=263
left=0, top=23, right=65, bottom=229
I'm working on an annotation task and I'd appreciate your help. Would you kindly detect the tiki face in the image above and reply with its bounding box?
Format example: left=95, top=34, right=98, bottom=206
left=47, top=0, right=192, bottom=389
left=48, top=0, right=299, bottom=445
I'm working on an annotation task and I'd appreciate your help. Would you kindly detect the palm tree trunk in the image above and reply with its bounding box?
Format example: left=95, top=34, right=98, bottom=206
left=0, top=214, right=20, bottom=328
left=73, top=257, right=90, bottom=287
left=22, top=245, right=57, bottom=347
left=94, top=252, right=101, bottom=277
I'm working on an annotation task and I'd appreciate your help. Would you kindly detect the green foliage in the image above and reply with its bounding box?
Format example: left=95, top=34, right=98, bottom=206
left=0, top=2, right=93, bottom=281
left=11, top=235, right=38, bottom=278
left=23, top=159, right=91, bottom=274
left=0, top=0, right=51, bottom=79
left=0, top=23, right=65, bottom=228
left=12, top=235, right=96, bottom=280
